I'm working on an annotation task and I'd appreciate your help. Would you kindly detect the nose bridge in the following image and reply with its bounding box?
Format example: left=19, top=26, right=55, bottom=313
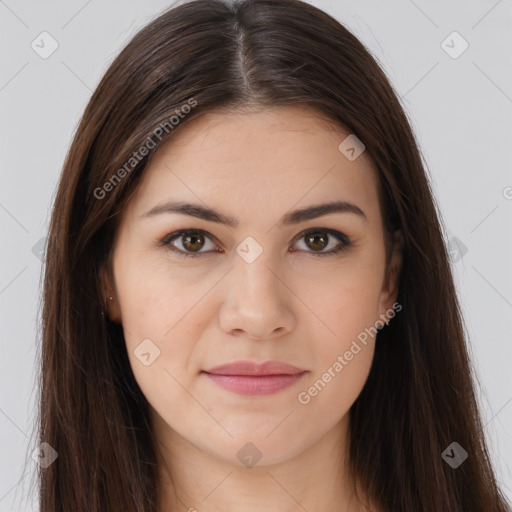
left=232, top=239, right=284, bottom=303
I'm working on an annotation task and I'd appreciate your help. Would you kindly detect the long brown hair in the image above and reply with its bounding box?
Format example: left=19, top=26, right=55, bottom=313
left=33, top=0, right=510, bottom=510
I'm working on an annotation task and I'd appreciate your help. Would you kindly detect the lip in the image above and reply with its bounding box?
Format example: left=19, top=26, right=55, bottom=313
left=204, top=360, right=306, bottom=376
left=201, top=360, right=308, bottom=396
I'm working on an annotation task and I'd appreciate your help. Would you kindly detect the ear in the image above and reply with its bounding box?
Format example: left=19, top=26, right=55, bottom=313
left=99, top=264, right=122, bottom=324
left=377, top=230, right=403, bottom=321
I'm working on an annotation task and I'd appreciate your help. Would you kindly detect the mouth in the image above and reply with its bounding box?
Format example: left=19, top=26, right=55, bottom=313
left=201, top=360, right=308, bottom=396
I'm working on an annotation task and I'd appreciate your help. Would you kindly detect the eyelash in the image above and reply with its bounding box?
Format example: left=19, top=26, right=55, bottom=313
left=160, top=228, right=352, bottom=258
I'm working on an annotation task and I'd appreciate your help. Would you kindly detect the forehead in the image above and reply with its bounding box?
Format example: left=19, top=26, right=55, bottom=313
left=122, top=105, right=381, bottom=228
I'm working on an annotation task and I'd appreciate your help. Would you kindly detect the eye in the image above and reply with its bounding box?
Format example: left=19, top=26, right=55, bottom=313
left=162, top=230, right=219, bottom=257
left=292, top=228, right=352, bottom=256
left=161, top=228, right=352, bottom=258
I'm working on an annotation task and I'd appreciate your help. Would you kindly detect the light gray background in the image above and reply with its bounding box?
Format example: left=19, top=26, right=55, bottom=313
left=1, top=0, right=511, bottom=510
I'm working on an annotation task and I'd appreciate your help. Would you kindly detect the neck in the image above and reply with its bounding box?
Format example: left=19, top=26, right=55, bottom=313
left=151, top=410, right=369, bottom=512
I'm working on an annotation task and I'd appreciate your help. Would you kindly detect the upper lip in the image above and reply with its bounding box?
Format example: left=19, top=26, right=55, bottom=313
left=203, top=360, right=307, bottom=376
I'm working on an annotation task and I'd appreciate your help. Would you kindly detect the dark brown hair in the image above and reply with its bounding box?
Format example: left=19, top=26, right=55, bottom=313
left=32, top=0, right=510, bottom=510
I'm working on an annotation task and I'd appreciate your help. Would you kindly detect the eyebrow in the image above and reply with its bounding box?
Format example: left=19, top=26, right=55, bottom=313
left=140, top=199, right=367, bottom=227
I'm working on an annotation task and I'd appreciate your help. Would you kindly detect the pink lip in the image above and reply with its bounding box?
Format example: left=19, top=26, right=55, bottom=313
left=202, top=360, right=307, bottom=396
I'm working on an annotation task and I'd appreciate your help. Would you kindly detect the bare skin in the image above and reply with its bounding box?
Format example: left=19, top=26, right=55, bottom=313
left=101, top=105, right=402, bottom=512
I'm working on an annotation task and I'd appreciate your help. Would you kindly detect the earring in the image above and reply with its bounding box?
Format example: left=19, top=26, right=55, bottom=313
left=101, top=296, right=114, bottom=317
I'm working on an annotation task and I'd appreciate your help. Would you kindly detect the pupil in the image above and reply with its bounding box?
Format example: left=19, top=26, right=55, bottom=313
left=184, top=233, right=203, bottom=251
left=307, top=232, right=327, bottom=251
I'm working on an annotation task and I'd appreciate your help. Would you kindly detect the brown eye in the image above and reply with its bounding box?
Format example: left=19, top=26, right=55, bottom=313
left=304, top=231, right=329, bottom=252
left=293, top=228, right=350, bottom=256
left=182, top=232, right=205, bottom=252
left=163, top=230, right=218, bottom=257
left=162, top=228, right=351, bottom=259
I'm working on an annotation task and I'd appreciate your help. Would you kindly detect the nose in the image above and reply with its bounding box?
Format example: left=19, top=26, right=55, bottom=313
left=218, top=255, right=296, bottom=342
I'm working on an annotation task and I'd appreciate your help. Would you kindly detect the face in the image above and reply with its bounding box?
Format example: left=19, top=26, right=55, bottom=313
left=101, top=105, right=402, bottom=467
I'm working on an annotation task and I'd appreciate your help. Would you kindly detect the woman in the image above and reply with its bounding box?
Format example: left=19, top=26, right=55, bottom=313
left=35, top=0, right=511, bottom=510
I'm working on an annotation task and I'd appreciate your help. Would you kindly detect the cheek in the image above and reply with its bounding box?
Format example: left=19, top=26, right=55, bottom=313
left=117, top=252, right=209, bottom=338
left=115, top=257, right=218, bottom=403
left=304, top=260, right=383, bottom=347
left=295, top=305, right=376, bottom=424
left=294, top=259, right=381, bottom=408
left=296, top=344, right=374, bottom=434
left=122, top=304, right=202, bottom=432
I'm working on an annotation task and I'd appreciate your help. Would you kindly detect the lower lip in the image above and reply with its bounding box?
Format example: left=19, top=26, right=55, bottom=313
left=202, top=372, right=307, bottom=396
